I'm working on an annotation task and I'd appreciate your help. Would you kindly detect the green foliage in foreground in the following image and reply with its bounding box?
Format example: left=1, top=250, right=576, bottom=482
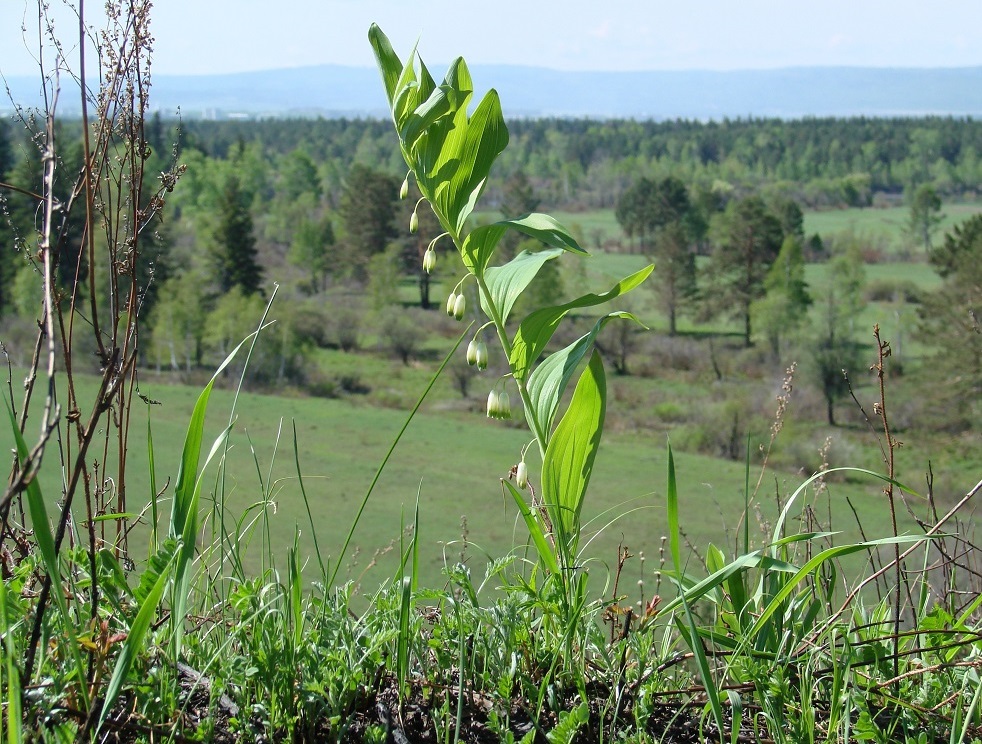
left=4, top=9, right=982, bottom=743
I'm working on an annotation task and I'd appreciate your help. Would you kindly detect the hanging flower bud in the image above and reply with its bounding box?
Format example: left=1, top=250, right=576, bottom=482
left=486, top=390, right=499, bottom=418
left=516, top=461, right=528, bottom=490
left=409, top=210, right=419, bottom=234
left=446, top=291, right=457, bottom=316
left=422, top=246, right=436, bottom=274
left=466, top=338, right=479, bottom=366
left=400, top=176, right=410, bottom=200
left=452, top=293, right=466, bottom=320
left=474, top=341, right=488, bottom=371
left=497, top=391, right=511, bottom=419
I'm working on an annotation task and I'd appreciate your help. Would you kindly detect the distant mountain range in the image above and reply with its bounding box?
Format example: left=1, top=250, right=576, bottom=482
left=5, top=65, right=982, bottom=120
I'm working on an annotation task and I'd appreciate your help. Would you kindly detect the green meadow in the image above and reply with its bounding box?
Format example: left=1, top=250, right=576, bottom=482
left=5, top=351, right=925, bottom=597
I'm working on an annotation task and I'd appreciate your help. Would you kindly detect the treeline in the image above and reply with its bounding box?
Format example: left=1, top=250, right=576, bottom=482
left=170, top=115, right=982, bottom=209
left=0, top=115, right=977, bottom=433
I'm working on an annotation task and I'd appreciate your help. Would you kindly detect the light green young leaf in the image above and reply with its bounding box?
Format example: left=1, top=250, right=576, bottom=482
left=400, top=83, right=453, bottom=151
left=445, top=89, right=509, bottom=235
left=367, top=24, right=403, bottom=105
left=503, top=479, right=560, bottom=575
left=540, top=351, right=606, bottom=554
left=391, top=53, right=438, bottom=133
left=526, top=312, right=642, bottom=439
left=483, top=247, right=564, bottom=324
left=461, top=213, right=589, bottom=276
left=510, top=265, right=652, bottom=380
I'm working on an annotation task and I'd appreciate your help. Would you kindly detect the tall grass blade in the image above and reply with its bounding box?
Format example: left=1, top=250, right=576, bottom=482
left=96, top=538, right=180, bottom=736
left=147, top=407, right=159, bottom=555
left=0, top=579, right=21, bottom=744
left=666, top=442, right=682, bottom=574
left=169, top=332, right=254, bottom=661
left=679, top=591, right=725, bottom=742
left=328, top=323, right=470, bottom=587
left=5, top=403, right=88, bottom=708
left=293, top=421, right=327, bottom=583
left=504, top=479, right=560, bottom=576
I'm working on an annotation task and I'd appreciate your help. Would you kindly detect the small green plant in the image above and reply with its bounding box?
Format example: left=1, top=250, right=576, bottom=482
left=369, top=26, right=651, bottom=608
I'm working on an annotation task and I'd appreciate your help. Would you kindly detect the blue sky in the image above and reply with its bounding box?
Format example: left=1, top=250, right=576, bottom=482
left=2, top=0, right=982, bottom=77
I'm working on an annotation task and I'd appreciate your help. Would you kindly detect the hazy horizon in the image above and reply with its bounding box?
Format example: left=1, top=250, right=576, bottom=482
left=2, top=0, right=982, bottom=79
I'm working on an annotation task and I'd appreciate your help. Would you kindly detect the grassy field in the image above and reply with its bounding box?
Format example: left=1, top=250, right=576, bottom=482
left=5, top=204, right=966, bottom=600
left=481, top=201, right=982, bottom=257
left=803, top=201, right=982, bottom=252
left=5, top=346, right=931, bottom=598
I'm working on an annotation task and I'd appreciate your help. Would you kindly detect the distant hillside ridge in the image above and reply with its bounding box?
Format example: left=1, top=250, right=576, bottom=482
left=4, top=65, right=982, bottom=119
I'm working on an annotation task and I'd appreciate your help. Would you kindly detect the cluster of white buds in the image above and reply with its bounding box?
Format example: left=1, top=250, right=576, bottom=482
left=486, top=389, right=511, bottom=419
left=466, top=338, right=488, bottom=370
left=446, top=290, right=466, bottom=320
left=422, top=246, right=436, bottom=273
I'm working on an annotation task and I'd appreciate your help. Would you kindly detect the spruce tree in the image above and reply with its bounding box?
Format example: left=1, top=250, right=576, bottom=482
left=706, top=196, right=784, bottom=347
left=211, top=174, right=263, bottom=296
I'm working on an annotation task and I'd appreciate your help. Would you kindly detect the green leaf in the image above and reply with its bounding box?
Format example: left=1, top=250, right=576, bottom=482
left=5, top=403, right=88, bottom=707
left=510, top=265, right=652, bottom=380
left=97, top=539, right=180, bottom=736
left=503, top=479, right=560, bottom=575
left=445, top=89, right=508, bottom=235
left=679, top=592, right=726, bottom=740
left=666, top=443, right=681, bottom=572
left=526, top=312, right=642, bottom=439
left=746, top=534, right=932, bottom=641
left=367, top=24, right=403, bottom=106
left=391, top=53, right=437, bottom=133
left=503, top=212, right=587, bottom=254
left=461, top=213, right=590, bottom=276
left=483, top=247, right=564, bottom=324
left=133, top=538, right=180, bottom=606
left=460, top=223, right=509, bottom=273
left=540, top=351, right=606, bottom=556
left=399, top=69, right=457, bottom=149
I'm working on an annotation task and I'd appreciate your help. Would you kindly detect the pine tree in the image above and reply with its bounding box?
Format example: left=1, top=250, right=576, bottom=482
left=338, top=164, right=398, bottom=280
left=916, top=214, right=982, bottom=431
left=706, top=196, right=784, bottom=347
left=211, top=174, right=263, bottom=296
